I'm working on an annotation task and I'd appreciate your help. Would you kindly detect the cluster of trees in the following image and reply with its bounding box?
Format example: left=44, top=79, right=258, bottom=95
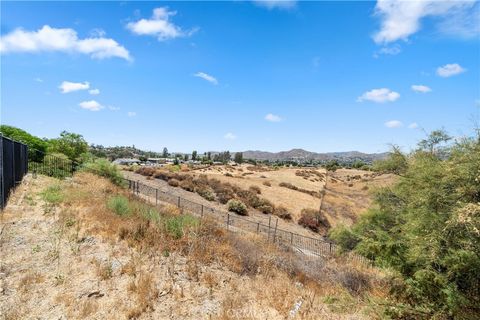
left=330, top=130, right=480, bottom=318
left=1, top=125, right=88, bottom=163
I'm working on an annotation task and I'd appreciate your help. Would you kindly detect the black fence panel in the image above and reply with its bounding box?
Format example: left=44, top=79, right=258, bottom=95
left=0, top=136, right=29, bottom=210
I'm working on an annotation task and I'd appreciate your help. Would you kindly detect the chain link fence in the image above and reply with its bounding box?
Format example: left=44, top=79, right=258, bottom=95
left=127, top=179, right=370, bottom=265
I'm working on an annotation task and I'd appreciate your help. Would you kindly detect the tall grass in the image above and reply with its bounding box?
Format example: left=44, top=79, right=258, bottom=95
left=82, top=159, right=125, bottom=186
left=40, top=184, right=64, bottom=204
left=164, top=215, right=198, bottom=239
left=107, top=195, right=130, bottom=216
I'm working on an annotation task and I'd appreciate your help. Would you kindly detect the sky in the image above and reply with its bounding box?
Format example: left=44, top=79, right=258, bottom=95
left=1, top=0, right=479, bottom=154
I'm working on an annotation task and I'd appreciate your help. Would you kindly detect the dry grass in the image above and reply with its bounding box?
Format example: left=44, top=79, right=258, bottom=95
left=0, top=172, right=390, bottom=319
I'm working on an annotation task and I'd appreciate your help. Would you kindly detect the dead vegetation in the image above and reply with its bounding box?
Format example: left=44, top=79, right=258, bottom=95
left=0, top=173, right=389, bottom=319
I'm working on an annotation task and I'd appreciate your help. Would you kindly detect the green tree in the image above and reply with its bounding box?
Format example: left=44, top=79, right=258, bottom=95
left=162, top=147, right=169, bottom=158
left=418, top=129, right=451, bottom=155
left=372, top=145, right=408, bottom=175
left=330, top=131, right=480, bottom=318
left=0, top=125, right=48, bottom=155
left=191, top=150, right=197, bottom=161
left=48, top=131, right=88, bottom=162
left=234, top=152, right=243, bottom=164
left=184, top=154, right=189, bottom=161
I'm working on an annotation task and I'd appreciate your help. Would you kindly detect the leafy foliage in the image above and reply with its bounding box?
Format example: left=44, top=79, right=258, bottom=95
left=0, top=125, right=48, bottom=160
left=48, top=131, right=88, bottom=163
left=330, top=132, right=480, bottom=318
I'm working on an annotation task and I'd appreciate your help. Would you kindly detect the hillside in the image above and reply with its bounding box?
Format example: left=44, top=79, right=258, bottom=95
left=0, top=172, right=385, bottom=319
left=242, top=149, right=388, bottom=163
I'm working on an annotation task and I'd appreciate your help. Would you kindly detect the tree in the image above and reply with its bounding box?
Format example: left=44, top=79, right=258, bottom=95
left=184, top=154, right=189, bottom=161
left=418, top=129, right=452, bottom=155
left=234, top=152, right=243, bottom=164
left=207, top=152, right=211, bottom=160
left=192, top=150, right=197, bottom=161
left=330, top=130, right=480, bottom=318
left=48, top=131, right=88, bottom=162
left=372, top=145, right=408, bottom=175
left=0, top=125, right=48, bottom=156
left=162, top=147, right=169, bottom=158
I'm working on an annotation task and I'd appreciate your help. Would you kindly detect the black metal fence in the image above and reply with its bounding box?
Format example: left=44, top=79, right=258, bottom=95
left=0, top=135, right=29, bottom=210
left=28, top=149, right=75, bottom=179
left=126, top=178, right=370, bottom=265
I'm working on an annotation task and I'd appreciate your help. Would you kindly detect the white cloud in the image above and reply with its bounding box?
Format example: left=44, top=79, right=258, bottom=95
left=436, top=63, right=466, bottom=77
left=127, top=7, right=196, bottom=41
left=34, top=78, right=43, bottom=83
left=373, top=0, right=478, bottom=44
left=373, top=44, right=401, bottom=58
left=408, top=122, right=419, bottom=129
left=108, top=106, right=120, bottom=111
left=0, top=25, right=131, bottom=61
left=59, top=81, right=90, bottom=93
left=357, top=88, right=400, bottom=103
left=79, top=100, right=104, bottom=111
left=385, top=120, right=403, bottom=128
left=224, top=132, right=237, bottom=140
left=252, top=1, right=297, bottom=10
left=89, top=88, right=100, bottom=95
left=265, top=113, right=283, bottom=122
left=194, top=72, right=218, bottom=85
left=127, top=111, right=136, bottom=117
left=411, top=84, right=432, bottom=93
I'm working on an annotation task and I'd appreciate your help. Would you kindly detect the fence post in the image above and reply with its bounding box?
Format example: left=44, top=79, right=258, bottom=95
left=201, top=205, right=204, bottom=218
left=136, top=180, right=139, bottom=195
left=226, top=213, right=230, bottom=230
left=273, top=218, right=278, bottom=243
left=290, top=232, right=293, bottom=245
left=155, top=188, right=158, bottom=206
left=267, top=216, right=271, bottom=241
left=256, top=222, right=260, bottom=233
left=329, top=242, right=332, bottom=253
left=177, top=196, right=180, bottom=208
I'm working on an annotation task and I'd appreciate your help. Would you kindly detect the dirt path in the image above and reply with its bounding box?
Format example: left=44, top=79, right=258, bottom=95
left=122, top=170, right=324, bottom=239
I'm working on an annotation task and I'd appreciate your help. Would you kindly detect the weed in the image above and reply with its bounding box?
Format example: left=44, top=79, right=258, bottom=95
left=164, top=214, right=198, bottom=239
left=107, top=195, right=130, bottom=216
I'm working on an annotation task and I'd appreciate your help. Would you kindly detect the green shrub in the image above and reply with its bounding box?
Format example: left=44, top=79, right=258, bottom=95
left=139, top=205, right=160, bottom=223
left=227, top=199, right=248, bottom=215
left=107, top=195, right=130, bottom=216
left=82, top=159, right=125, bottom=186
left=164, top=215, right=198, bottom=239
left=196, top=186, right=215, bottom=201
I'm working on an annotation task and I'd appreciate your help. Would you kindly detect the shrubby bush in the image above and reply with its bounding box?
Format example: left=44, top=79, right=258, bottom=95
left=274, top=206, right=292, bottom=220
left=227, top=199, right=248, bottom=215
left=298, top=208, right=330, bottom=233
left=330, top=131, right=480, bottom=318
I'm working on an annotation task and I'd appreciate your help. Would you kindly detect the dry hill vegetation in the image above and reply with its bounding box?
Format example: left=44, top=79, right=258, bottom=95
left=127, top=164, right=395, bottom=236
left=0, top=171, right=390, bottom=319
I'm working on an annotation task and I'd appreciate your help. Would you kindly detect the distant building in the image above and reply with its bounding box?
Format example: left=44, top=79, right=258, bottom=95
left=112, top=158, right=141, bottom=165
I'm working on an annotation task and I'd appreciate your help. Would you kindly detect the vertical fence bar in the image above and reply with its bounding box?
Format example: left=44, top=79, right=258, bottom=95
left=155, top=188, right=158, bottom=206
left=256, top=222, right=260, bottom=233
left=226, top=213, right=230, bottom=230
left=201, top=204, right=204, bottom=218
left=177, top=196, right=180, bottom=208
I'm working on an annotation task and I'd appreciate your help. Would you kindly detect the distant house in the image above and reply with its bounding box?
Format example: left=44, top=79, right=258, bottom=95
left=112, top=158, right=141, bottom=165
left=147, top=158, right=166, bottom=164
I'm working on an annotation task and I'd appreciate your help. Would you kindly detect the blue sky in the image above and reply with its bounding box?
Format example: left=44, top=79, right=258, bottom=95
left=1, top=1, right=479, bottom=153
